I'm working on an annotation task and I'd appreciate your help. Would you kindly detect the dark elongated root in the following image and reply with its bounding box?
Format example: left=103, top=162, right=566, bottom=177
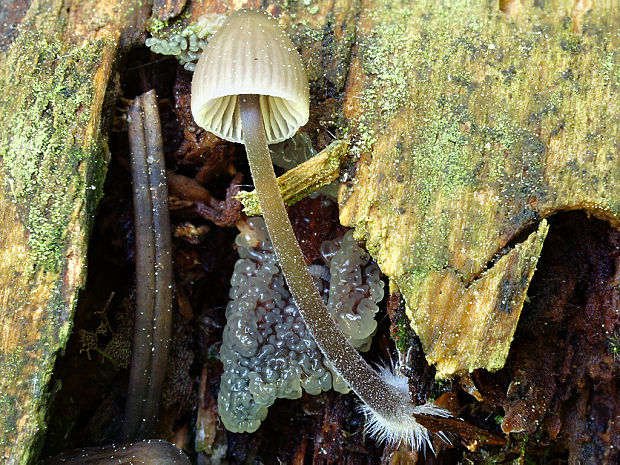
left=124, top=90, right=173, bottom=440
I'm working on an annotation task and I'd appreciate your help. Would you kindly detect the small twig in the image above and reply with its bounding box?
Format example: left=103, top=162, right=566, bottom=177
left=236, top=139, right=348, bottom=216
left=414, top=414, right=507, bottom=447
left=124, top=90, right=173, bottom=440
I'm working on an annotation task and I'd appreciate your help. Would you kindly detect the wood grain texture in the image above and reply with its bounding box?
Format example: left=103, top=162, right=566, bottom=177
left=339, top=0, right=619, bottom=377
left=0, top=0, right=148, bottom=462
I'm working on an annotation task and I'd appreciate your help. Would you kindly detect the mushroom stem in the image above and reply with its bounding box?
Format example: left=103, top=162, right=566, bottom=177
left=239, top=94, right=432, bottom=443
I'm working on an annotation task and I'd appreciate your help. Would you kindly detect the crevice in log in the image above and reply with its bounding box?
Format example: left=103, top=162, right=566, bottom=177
left=471, top=211, right=619, bottom=464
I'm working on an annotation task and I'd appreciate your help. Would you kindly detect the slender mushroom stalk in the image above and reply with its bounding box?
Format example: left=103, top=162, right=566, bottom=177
left=191, top=9, right=449, bottom=450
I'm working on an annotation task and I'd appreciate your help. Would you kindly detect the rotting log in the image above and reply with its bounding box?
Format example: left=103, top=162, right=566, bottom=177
left=0, top=0, right=148, bottom=463
left=339, top=0, right=619, bottom=377
left=169, top=0, right=617, bottom=379
left=237, top=140, right=349, bottom=216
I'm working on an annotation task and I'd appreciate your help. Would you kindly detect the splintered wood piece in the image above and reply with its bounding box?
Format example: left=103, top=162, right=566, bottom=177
left=237, top=140, right=348, bottom=216
left=405, top=221, right=548, bottom=377
left=339, top=0, right=619, bottom=377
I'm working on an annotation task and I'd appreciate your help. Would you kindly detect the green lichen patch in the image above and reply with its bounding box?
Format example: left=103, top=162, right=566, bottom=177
left=0, top=31, right=104, bottom=273
left=340, top=0, right=619, bottom=376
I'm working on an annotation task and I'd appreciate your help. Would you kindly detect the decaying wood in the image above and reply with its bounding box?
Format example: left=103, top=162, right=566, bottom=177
left=0, top=0, right=148, bottom=463
left=338, top=0, right=619, bottom=377
left=237, top=140, right=349, bottom=216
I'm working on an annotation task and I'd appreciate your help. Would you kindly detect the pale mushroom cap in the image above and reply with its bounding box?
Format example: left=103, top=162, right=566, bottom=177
left=191, top=9, right=310, bottom=144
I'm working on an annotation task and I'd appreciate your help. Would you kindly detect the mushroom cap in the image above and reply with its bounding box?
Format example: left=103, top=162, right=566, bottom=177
left=191, top=9, right=309, bottom=144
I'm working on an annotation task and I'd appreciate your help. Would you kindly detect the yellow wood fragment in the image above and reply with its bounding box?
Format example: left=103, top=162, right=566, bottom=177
left=237, top=140, right=348, bottom=216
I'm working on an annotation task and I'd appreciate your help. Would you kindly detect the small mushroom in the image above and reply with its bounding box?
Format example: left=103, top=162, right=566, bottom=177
left=191, top=9, right=449, bottom=450
left=191, top=9, right=308, bottom=145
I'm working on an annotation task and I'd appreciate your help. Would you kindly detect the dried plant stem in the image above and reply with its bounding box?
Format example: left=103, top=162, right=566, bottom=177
left=239, top=94, right=415, bottom=425
left=124, top=90, right=173, bottom=440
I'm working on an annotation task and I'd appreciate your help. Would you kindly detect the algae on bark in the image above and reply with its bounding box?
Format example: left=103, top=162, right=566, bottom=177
left=339, top=0, right=619, bottom=377
left=0, top=0, right=147, bottom=462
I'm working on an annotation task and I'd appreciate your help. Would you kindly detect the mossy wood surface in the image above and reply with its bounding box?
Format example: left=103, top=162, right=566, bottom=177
left=0, top=0, right=147, bottom=463
left=339, top=0, right=619, bottom=377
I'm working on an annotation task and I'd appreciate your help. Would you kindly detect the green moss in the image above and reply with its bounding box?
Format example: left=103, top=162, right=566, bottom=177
left=0, top=28, right=106, bottom=272
left=413, top=95, right=472, bottom=206
left=0, top=3, right=112, bottom=460
left=393, top=317, right=410, bottom=352
left=0, top=393, right=16, bottom=447
left=0, top=349, right=24, bottom=446
left=349, top=0, right=620, bottom=278
left=146, top=16, right=170, bottom=35
left=238, top=191, right=261, bottom=216
left=601, top=51, right=616, bottom=84
left=351, top=10, right=410, bottom=156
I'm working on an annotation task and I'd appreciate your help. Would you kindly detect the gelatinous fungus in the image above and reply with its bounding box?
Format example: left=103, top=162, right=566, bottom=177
left=219, top=218, right=384, bottom=432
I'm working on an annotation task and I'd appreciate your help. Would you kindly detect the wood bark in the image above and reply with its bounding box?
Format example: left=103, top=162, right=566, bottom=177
left=338, top=0, right=619, bottom=377
left=0, top=1, right=148, bottom=463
